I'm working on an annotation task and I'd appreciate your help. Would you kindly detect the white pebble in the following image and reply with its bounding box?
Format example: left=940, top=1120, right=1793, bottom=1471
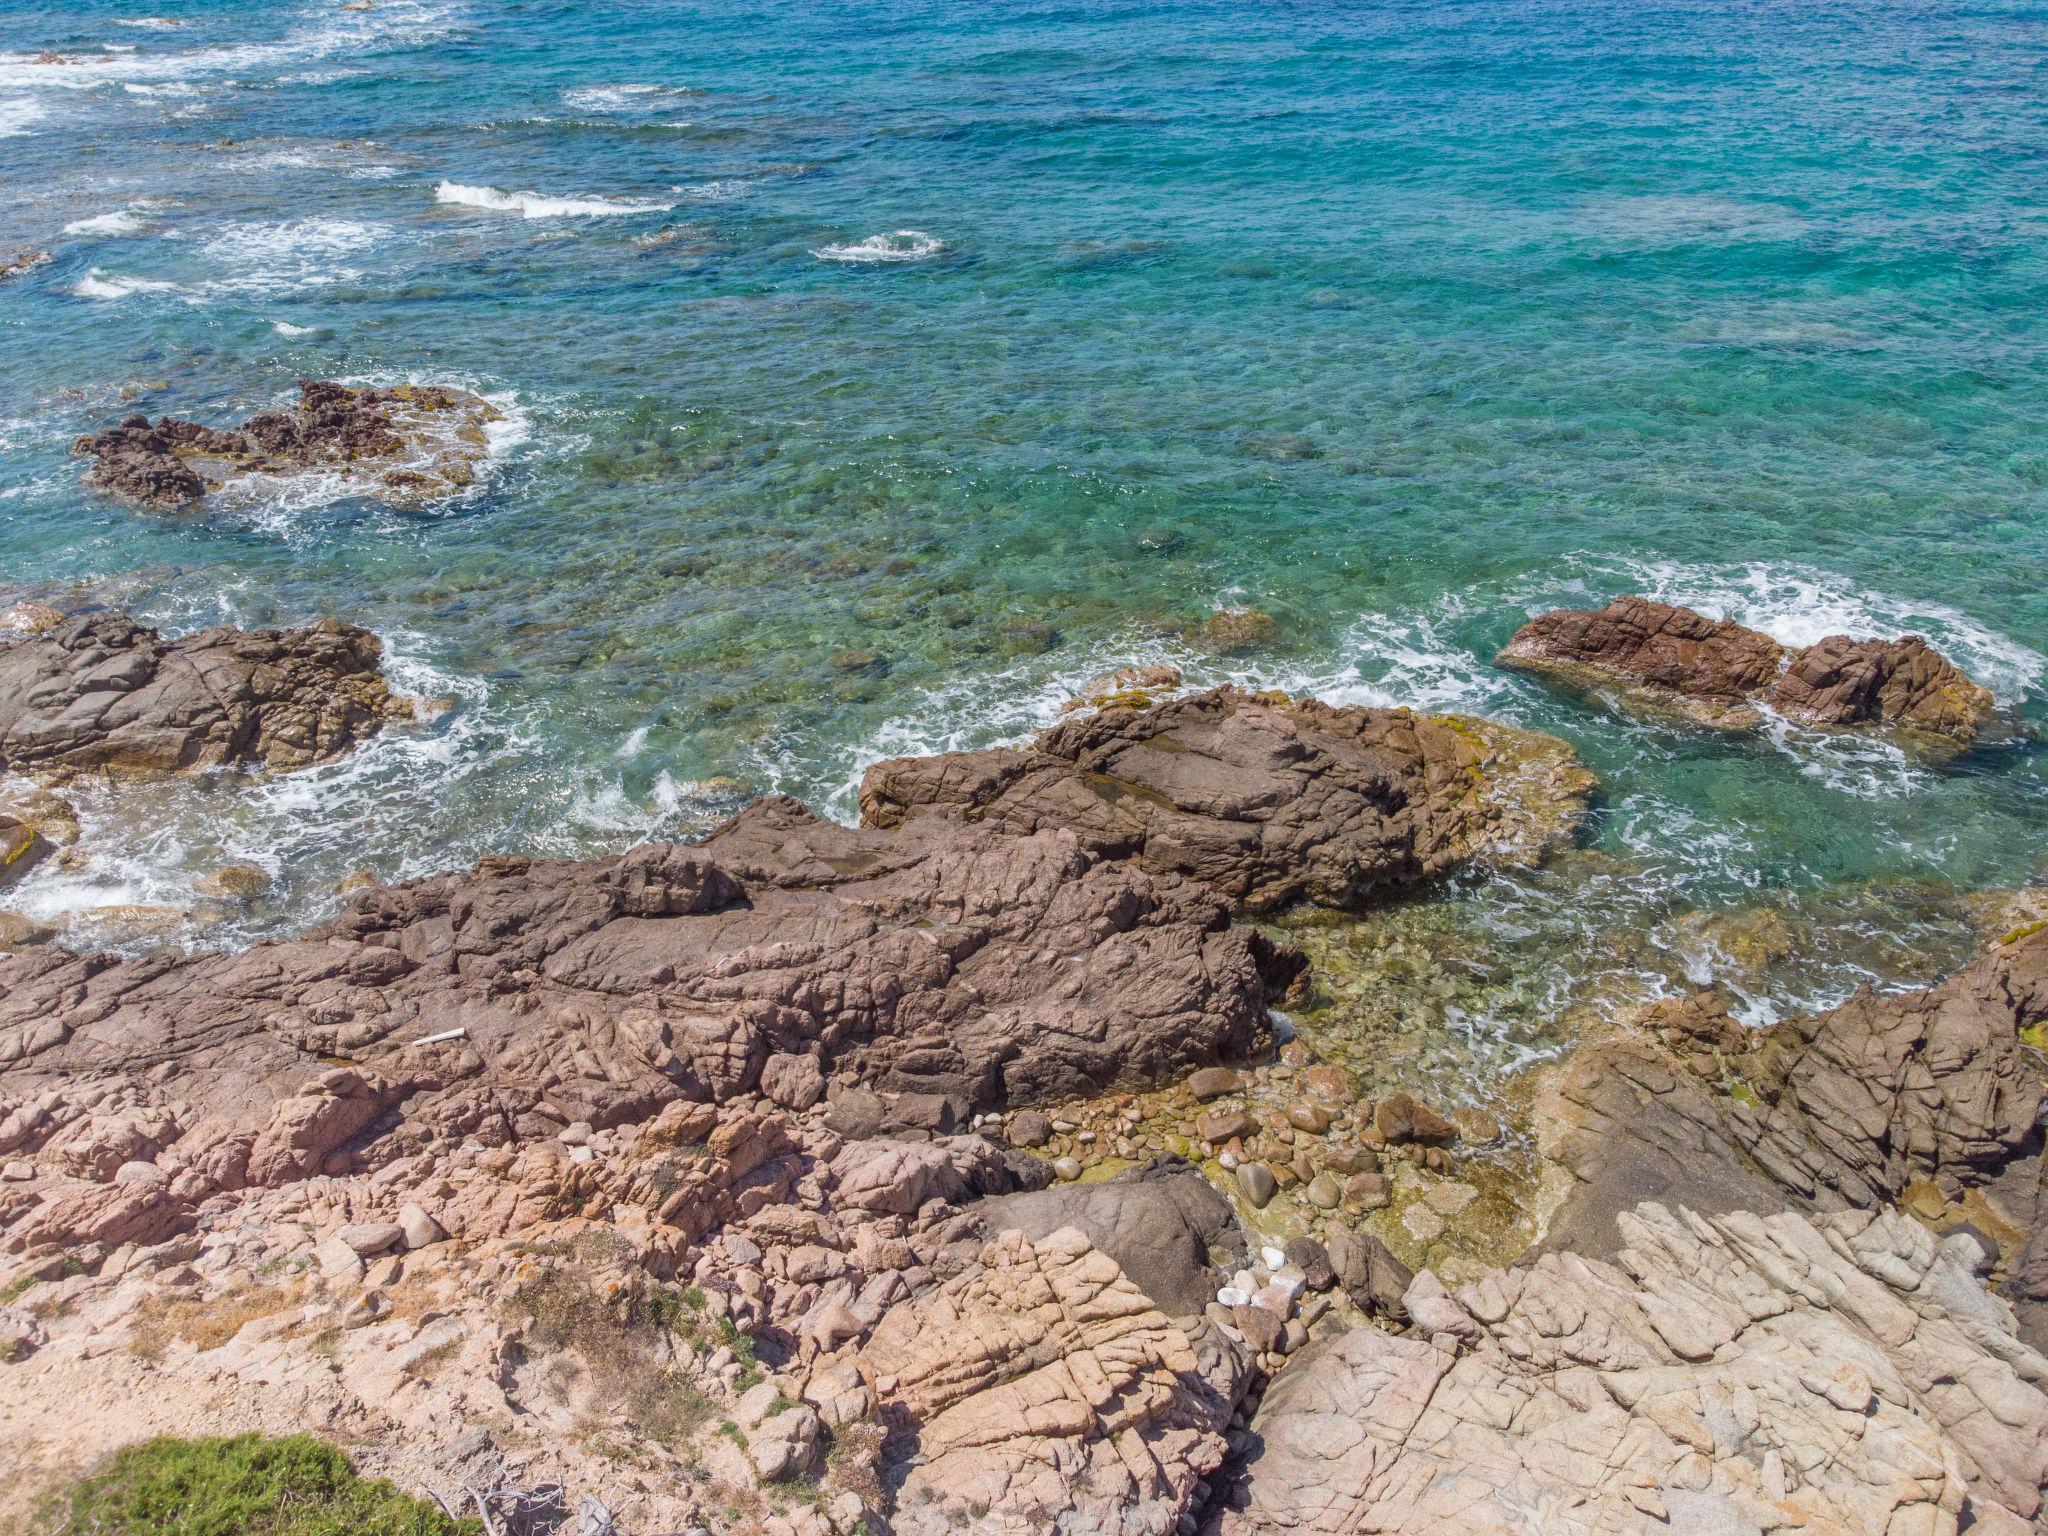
left=1260, top=1246, right=1286, bottom=1270
left=1216, top=1286, right=1249, bottom=1309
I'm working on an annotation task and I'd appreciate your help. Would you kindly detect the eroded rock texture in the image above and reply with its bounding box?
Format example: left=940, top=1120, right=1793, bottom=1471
left=0, top=797, right=1291, bottom=1256
left=1546, top=929, right=2047, bottom=1258
left=860, top=686, right=1592, bottom=913
left=861, top=1224, right=1248, bottom=1536
left=0, top=610, right=411, bottom=780
left=1500, top=596, right=1994, bottom=746
left=1225, top=1203, right=2048, bottom=1536
left=71, top=380, right=503, bottom=510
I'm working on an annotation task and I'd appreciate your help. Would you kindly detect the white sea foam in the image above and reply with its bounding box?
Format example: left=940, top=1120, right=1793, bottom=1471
left=115, top=17, right=184, bottom=28
left=63, top=207, right=149, bottom=236
left=434, top=180, right=673, bottom=218
left=0, top=97, right=45, bottom=136
left=0, top=0, right=465, bottom=95
left=560, top=82, right=695, bottom=113
left=813, top=230, right=945, bottom=263
left=273, top=320, right=314, bottom=335
left=199, top=217, right=393, bottom=295
left=74, top=267, right=183, bottom=300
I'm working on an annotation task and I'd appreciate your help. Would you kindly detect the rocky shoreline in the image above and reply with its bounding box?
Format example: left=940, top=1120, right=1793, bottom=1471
left=1, top=598, right=2042, bottom=1536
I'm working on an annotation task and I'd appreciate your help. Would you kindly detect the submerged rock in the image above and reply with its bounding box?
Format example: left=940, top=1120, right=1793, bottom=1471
left=71, top=380, right=504, bottom=510
left=0, top=610, right=413, bottom=780
left=1500, top=595, right=1995, bottom=747
left=860, top=685, right=1593, bottom=913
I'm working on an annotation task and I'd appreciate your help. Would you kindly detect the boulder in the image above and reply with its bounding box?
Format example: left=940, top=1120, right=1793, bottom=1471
left=1501, top=596, right=1994, bottom=747
left=1224, top=1203, right=2048, bottom=1536
left=971, top=1156, right=1247, bottom=1317
left=860, top=685, right=1592, bottom=913
left=0, top=611, right=412, bottom=780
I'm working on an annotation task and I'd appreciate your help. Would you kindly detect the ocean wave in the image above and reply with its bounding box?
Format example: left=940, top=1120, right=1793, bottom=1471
left=114, top=16, right=184, bottom=28
left=73, top=267, right=184, bottom=300
left=0, top=97, right=45, bottom=136
left=433, top=180, right=674, bottom=218
left=812, top=230, right=945, bottom=263
left=62, top=206, right=150, bottom=236
left=272, top=320, right=315, bottom=335
left=0, top=0, right=466, bottom=95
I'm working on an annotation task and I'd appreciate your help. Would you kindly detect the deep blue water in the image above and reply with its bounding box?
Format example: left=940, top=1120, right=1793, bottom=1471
left=2, top=0, right=2045, bottom=1041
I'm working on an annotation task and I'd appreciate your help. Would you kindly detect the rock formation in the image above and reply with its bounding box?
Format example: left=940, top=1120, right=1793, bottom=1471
left=860, top=686, right=1593, bottom=913
left=1223, top=1202, right=2048, bottom=1536
left=1544, top=926, right=2048, bottom=1349
left=1500, top=596, right=1995, bottom=746
left=0, top=611, right=412, bottom=780
left=0, top=794, right=1297, bottom=1263
left=71, top=381, right=503, bottom=510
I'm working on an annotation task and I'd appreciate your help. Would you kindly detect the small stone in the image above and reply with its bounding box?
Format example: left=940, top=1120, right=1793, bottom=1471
left=1076, top=1129, right=1096, bottom=1145
left=397, top=1202, right=448, bottom=1250
left=1199, top=1109, right=1258, bottom=1144
left=1005, top=1111, right=1052, bottom=1148
left=1324, top=1145, right=1380, bottom=1176
left=341, top=1289, right=389, bottom=1327
left=334, top=1221, right=405, bottom=1256
left=1375, top=1092, right=1458, bottom=1146
left=1237, top=1162, right=1277, bottom=1208
left=1232, top=1303, right=1284, bottom=1354
left=1306, top=1173, right=1342, bottom=1209
left=1187, top=1066, right=1245, bottom=1101
left=1282, top=1236, right=1335, bottom=1291
left=2, top=1161, right=33, bottom=1181
left=1285, top=1102, right=1333, bottom=1135
left=1053, top=1156, right=1083, bottom=1181
left=1301, top=1064, right=1356, bottom=1102
left=1345, top=1172, right=1390, bottom=1210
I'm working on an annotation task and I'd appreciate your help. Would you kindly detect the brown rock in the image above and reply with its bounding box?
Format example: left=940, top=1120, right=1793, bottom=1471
left=860, top=685, right=1592, bottom=914
left=1502, top=596, right=1995, bottom=748
left=0, top=611, right=411, bottom=780
left=71, top=381, right=505, bottom=511
left=1373, top=1093, right=1457, bottom=1146
left=1186, top=1065, right=1245, bottom=1101
left=1191, top=606, right=1279, bottom=654
left=1198, top=1109, right=1259, bottom=1145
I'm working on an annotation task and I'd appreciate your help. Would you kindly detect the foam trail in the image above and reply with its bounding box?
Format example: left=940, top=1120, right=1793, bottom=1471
left=813, top=230, right=944, bottom=262
left=434, top=181, right=673, bottom=218
left=74, top=268, right=183, bottom=300
left=63, top=208, right=148, bottom=236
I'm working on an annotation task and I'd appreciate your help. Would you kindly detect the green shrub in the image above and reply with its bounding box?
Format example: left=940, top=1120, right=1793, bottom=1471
left=48, top=1433, right=480, bottom=1536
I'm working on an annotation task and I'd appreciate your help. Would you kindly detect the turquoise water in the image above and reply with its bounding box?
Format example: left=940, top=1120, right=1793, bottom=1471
left=2, top=0, right=2044, bottom=1021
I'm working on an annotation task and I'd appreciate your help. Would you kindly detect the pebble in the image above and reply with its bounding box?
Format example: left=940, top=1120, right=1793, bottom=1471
left=1187, top=1067, right=1245, bottom=1101
left=1286, top=1102, right=1333, bottom=1134
left=1237, top=1162, right=1277, bottom=1208
left=1053, top=1156, right=1083, bottom=1181
left=1307, top=1173, right=1342, bottom=1209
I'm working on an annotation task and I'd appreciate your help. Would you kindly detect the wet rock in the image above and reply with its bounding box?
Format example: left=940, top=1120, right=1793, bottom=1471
left=861, top=685, right=1592, bottom=914
left=0, top=611, right=412, bottom=780
left=1198, top=1109, right=1258, bottom=1144
left=71, top=381, right=505, bottom=511
left=0, top=602, right=65, bottom=636
left=191, top=864, right=271, bottom=902
left=1304, top=1173, right=1341, bottom=1209
left=1226, top=1204, right=2048, bottom=1536
left=0, top=249, right=52, bottom=282
left=1372, top=1092, right=1456, bottom=1147
left=1501, top=596, right=1994, bottom=747
left=1284, top=1101, right=1331, bottom=1134
left=1060, top=663, right=1184, bottom=715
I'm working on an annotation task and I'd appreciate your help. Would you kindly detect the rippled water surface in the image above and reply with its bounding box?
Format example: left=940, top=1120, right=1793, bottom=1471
left=2, top=0, right=2045, bottom=1024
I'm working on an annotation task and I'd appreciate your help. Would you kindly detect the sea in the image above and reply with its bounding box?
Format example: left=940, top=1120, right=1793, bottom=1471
left=2, top=0, right=2045, bottom=1090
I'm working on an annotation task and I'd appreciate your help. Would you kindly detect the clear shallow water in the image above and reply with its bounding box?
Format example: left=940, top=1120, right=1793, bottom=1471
left=1, top=0, right=2045, bottom=1012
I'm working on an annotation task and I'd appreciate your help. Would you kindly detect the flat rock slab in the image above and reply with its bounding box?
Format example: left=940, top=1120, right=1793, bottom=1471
left=860, top=685, right=1592, bottom=913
